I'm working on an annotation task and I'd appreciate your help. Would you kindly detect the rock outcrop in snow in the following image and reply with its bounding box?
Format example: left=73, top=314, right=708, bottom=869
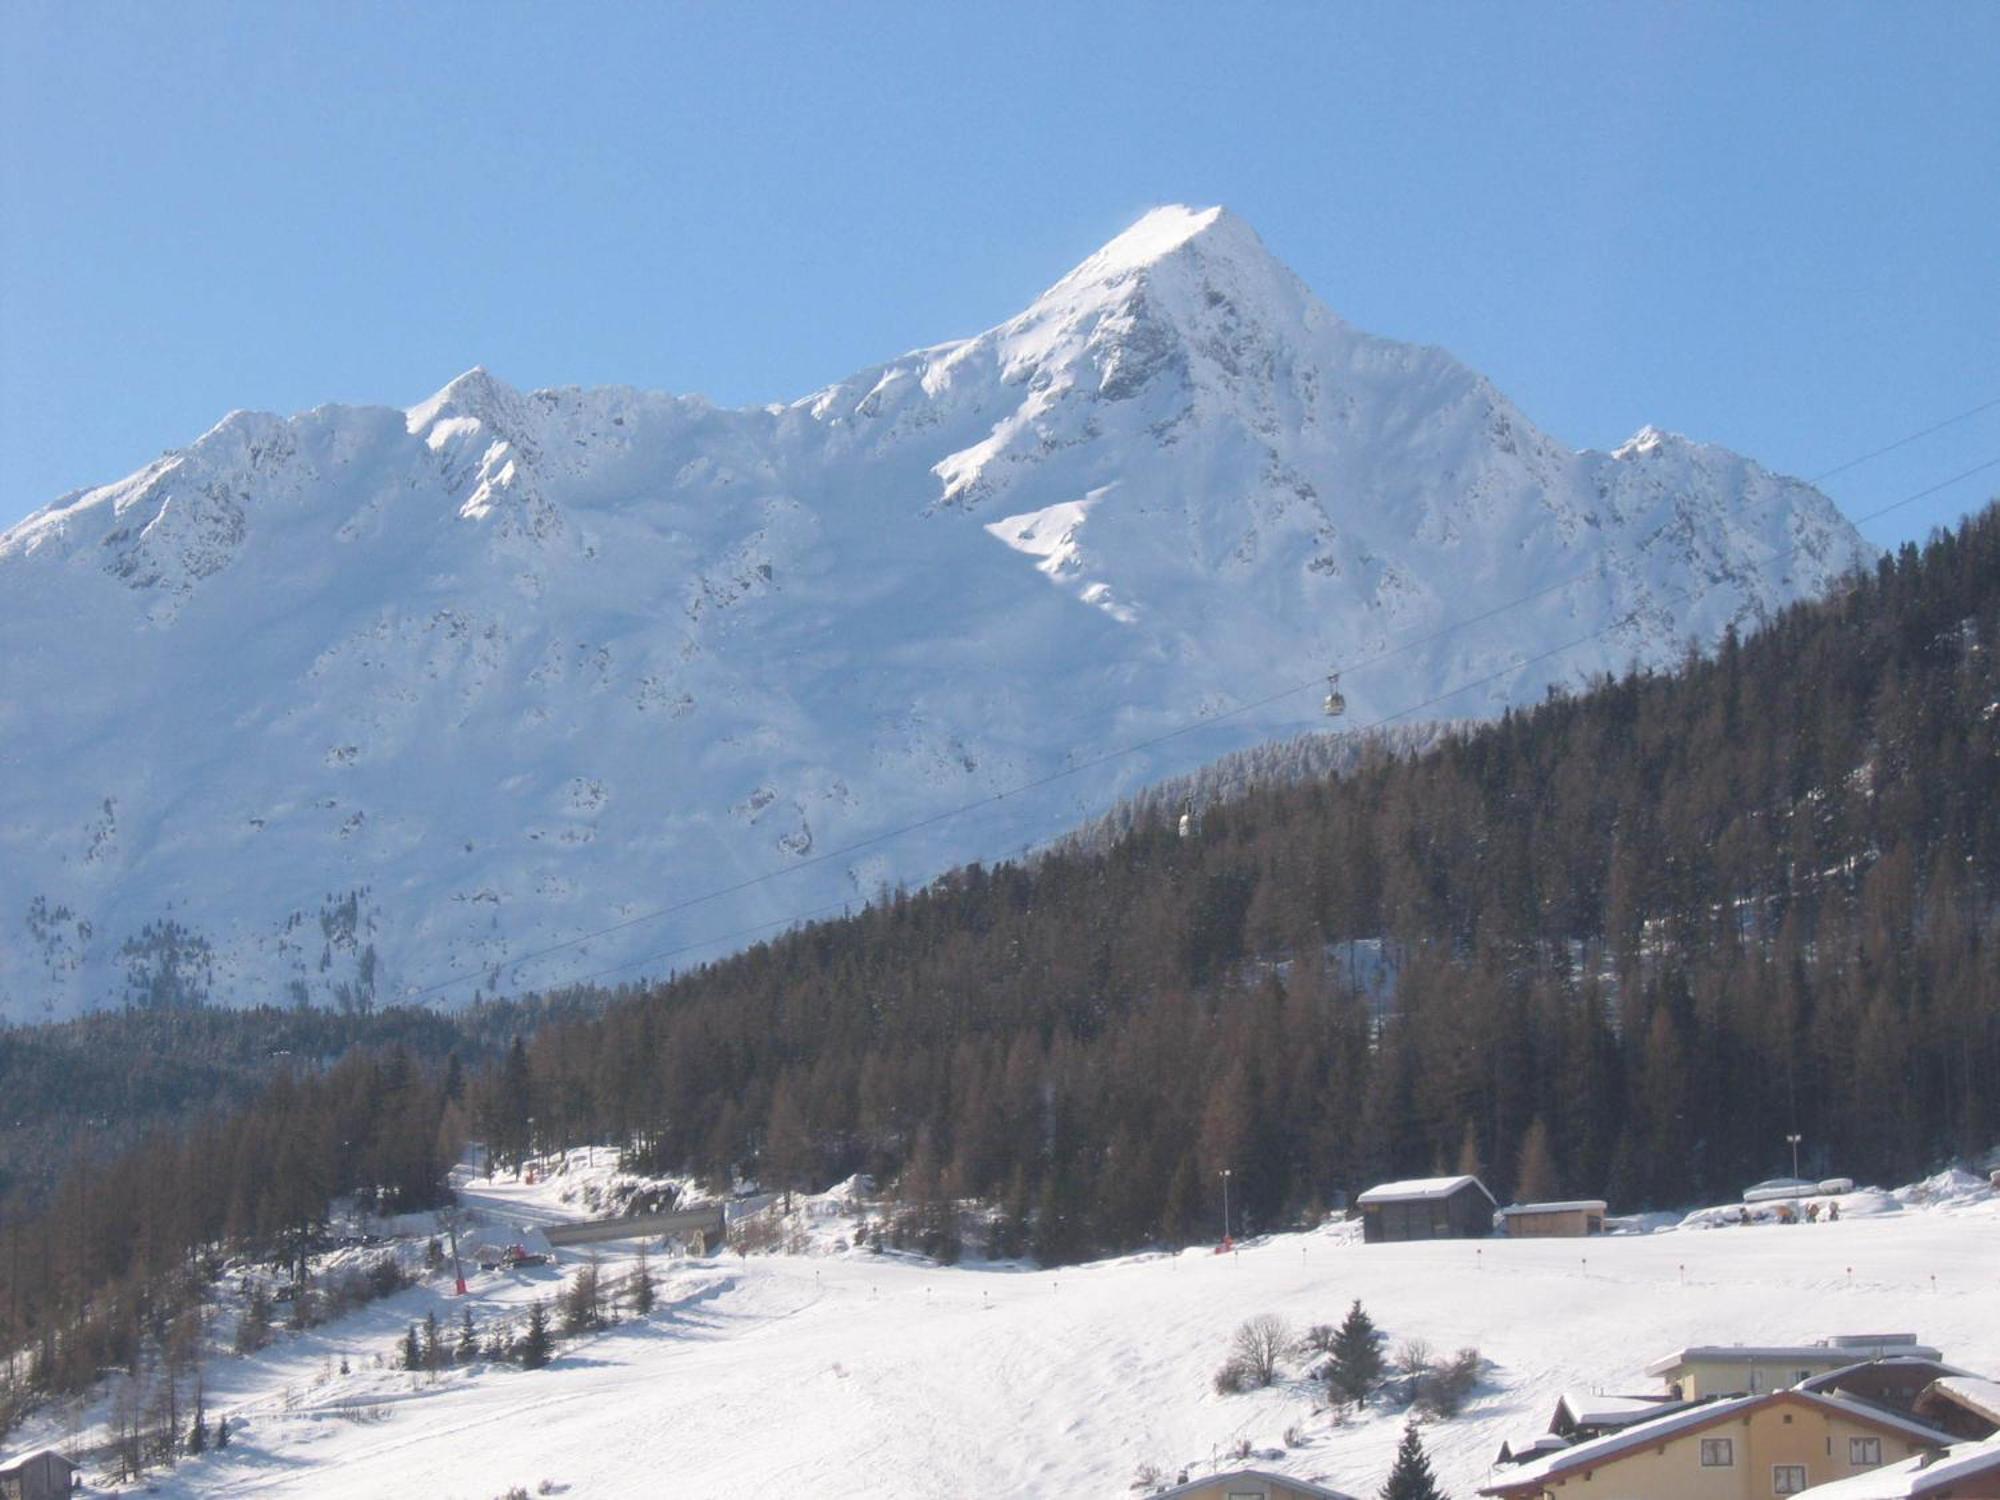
left=0, top=205, right=1872, bottom=1020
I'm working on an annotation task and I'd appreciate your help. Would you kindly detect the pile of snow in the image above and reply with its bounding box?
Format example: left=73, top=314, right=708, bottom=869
left=1894, top=1168, right=1996, bottom=1210
left=1679, top=1185, right=1905, bottom=1230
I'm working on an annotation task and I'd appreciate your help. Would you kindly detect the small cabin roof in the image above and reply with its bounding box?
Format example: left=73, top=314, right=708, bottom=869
left=1501, top=1200, right=1609, bottom=1217
left=1150, top=1467, right=1360, bottom=1499
left=1358, top=1175, right=1495, bottom=1206
left=1557, top=1390, right=1684, bottom=1425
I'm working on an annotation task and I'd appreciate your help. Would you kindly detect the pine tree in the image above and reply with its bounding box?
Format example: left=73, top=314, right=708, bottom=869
left=520, top=1300, right=553, bottom=1369
left=562, top=1258, right=602, bottom=1334
left=235, top=1284, right=273, bottom=1355
left=457, top=1306, right=477, bottom=1363
left=422, top=1309, right=441, bottom=1372
left=629, top=1249, right=657, bottom=1316
left=1329, top=1299, right=1384, bottom=1404
left=992, top=1166, right=1032, bottom=1259
left=1454, top=1119, right=1482, bottom=1180
left=213, top=1415, right=230, bottom=1450
left=186, top=1405, right=206, bottom=1455
left=402, top=1323, right=422, bottom=1371
left=1381, top=1421, right=1445, bottom=1500
left=1514, top=1117, right=1558, bottom=1203
left=1160, top=1152, right=1203, bottom=1248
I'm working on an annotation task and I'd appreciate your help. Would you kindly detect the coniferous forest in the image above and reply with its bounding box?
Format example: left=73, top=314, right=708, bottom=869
left=4, top=502, right=1999, bottom=1420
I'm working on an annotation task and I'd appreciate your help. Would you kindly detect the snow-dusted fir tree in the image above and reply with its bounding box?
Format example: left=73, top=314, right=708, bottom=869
left=521, top=1301, right=553, bottom=1370
left=1382, top=1421, right=1446, bottom=1500
left=1329, top=1299, right=1384, bottom=1404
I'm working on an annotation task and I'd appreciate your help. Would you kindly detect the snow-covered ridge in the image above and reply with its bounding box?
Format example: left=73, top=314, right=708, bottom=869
left=0, top=204, right=1872, bottom=1020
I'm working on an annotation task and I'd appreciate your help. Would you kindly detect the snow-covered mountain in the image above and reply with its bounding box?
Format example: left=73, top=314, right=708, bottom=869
left=0, top=205, right=1870, bottom=1021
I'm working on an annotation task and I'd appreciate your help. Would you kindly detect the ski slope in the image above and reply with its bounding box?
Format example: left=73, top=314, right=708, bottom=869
left=46, top=1167, right=2000, bottom=1499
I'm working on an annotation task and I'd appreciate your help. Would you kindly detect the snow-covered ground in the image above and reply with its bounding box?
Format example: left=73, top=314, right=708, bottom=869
left=23, top=1162, right=1999, bottom=1499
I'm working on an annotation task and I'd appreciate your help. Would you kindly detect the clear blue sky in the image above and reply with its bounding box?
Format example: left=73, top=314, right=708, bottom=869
left=3, top=2, right=1995, bottom=545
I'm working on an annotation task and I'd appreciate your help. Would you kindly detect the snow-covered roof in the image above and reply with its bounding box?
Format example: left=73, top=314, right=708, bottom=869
left=1557, top=1390, right=1684, bottom=1426
left=1482, top=1392, right=1953, bottom=1496
left=1922, top=1377, right=2000, bottom=1426
left=1150, top=1467, right=1359, bottom=1499
left=1502, top=1200, right=1609, bottom=1216
left=1496, top=1432, right=1568, bottom=1472
left=1645, top=1340, right=1940, bottom=1375
left=1795, top=1438, right=2000, bottom=1500
left=1797, top=1357, right=1975, bottom=1394
left=1357, top=1175, right=1494, bottom=1205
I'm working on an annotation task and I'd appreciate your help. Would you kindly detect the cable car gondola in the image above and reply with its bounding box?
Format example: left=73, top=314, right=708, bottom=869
left=1323, top=672, right=1346, bottom=718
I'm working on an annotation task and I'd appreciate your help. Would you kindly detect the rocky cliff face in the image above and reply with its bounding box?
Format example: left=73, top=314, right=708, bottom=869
left=0, top=205, right=1871, bottom=1019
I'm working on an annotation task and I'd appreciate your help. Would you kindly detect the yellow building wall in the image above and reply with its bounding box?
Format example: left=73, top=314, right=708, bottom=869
left=1671, top=1357, right=1855, bottom=1401
left=1538, top=1403, right=1934, bottom=1500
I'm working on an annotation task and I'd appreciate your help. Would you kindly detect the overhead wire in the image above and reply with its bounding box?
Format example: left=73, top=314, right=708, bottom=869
left=398, top=412, right=2000, bottom=1005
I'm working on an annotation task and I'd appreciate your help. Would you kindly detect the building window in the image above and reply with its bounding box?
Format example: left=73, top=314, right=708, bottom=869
left=1850, top=1439, right=1882, bottom=1467
left=1774, top=1466, right=1808, bottom=1494
left=1701, top=1439, right=1736, bottom=1468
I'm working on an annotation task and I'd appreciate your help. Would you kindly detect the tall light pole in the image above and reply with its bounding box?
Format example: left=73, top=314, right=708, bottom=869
left=1786, top=1133, right=1803, bottom=1182
left=1220, top=1168, right=1233, bottom=1246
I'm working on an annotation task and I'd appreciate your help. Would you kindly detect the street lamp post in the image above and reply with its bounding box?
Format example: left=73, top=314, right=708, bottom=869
left=1786, top=1133, right=1803, bottom=1182
left=1220, top=1168, right=1233, bottom=1247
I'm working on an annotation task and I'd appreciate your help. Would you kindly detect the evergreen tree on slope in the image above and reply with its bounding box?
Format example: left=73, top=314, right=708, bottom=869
left=1382, top=1421, right=1445, bottom=1500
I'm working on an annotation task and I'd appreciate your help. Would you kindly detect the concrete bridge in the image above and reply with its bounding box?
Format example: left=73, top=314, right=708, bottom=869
left=542, top=1203, right=727, bottom=1253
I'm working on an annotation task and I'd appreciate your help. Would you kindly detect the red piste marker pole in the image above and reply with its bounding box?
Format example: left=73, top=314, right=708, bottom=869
left=442, top=1214, right=468, bottom=1296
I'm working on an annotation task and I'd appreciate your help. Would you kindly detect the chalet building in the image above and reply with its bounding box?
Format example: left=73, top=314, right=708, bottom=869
left=1148, top=1469, right=1358, bottom=1500
left=1356, top=1176, right=1495, bottom=1243
left=1648, top=1337, right=1943, bottom=1401
left=1551, top=1390, right=1689, bottom=1441
left=1498, top=1435, right=1575, bottom=1468
left=1800, top=1437, right=2000, bottom=1500
left=1913, top=1381, right=2000, bottom=1444
left=0, top=1448, right=78, bottom=1500
left=1479, top=1389, right=1953, bottom=1500
left=1797, top=1360, right=1979, bottom=1418
left=1501, top=1201, right=1610, bottom=1238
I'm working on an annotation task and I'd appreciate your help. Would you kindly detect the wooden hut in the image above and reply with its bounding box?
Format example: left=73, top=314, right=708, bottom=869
left=0, top=1448, right=78, bottom=1500
left=1498, top=1199, right=1608, bottom=1237
left=1356, top=1175, right=1495, bottom=1243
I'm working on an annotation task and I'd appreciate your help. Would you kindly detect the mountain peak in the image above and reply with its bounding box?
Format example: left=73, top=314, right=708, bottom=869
left=405, top=366, right=517, bottom=435
left=1076, top=204, right=1225, bottom=273
left=1046, top=204, right=1288, bottom=296
left=1613, top=424, right=1689, bottom=460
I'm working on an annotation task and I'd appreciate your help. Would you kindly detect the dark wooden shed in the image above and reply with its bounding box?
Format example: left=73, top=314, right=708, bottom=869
left=0, top=1448, right=78, bottom=1500
left=1357, top=1175, right=1496, bottom=1242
